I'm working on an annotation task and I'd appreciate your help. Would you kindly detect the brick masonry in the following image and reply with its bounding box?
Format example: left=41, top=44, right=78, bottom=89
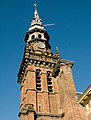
left=17, top=4, right=91, bottom=120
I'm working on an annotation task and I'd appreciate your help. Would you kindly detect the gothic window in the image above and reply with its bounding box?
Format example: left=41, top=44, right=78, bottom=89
left=31, top=35, right=35, bottom=39
left=36, top=69, right=41, bottom=91
left=47, top=71, right=53, bottom=92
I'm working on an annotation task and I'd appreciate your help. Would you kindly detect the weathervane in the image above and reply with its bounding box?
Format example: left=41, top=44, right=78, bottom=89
left=43, top=23, right=55, bottom=27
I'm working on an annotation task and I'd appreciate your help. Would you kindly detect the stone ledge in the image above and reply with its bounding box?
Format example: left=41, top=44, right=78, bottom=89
left=36, top=112, right=64, bottom=118
left=18, top=104, right=35, bottom=117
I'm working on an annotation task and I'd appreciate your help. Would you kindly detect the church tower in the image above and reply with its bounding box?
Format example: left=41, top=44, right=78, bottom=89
left=17, top=4, right=86, bottom=120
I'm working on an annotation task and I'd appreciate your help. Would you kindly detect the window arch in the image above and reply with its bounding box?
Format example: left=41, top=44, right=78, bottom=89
left=38, top=34, right=42, bottom=39
left=31, top=35, right=35, bottom=39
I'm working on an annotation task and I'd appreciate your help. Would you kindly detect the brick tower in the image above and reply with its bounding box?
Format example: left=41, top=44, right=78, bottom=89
left=17, top=4, right=86, bottom=120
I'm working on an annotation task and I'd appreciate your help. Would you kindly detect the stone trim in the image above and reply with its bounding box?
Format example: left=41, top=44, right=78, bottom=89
left=25, top=88, right=59, bottom=94
left=18, top=104, right=35, bottom=117
left=36, top=112, right=64, bottom=118
left=36, top=90, right=49, bottom=93
left=25, top=88, right=37, bottom=94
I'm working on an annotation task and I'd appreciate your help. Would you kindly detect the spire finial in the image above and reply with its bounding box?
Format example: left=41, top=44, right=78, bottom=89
left=29, top=4, right=43, bottom=30
left=33, top=4, right=39, bottom=19
left=55, top=46, right=61, bottom=59
left=34, top=4, right=37, bottom=12
left=56, top=47, right=59, bottom=54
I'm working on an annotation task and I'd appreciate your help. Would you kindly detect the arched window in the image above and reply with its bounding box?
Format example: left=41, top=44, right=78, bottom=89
left=38, top=34, right=42, bottom=39
left=31, top=35, right=35, bottom=39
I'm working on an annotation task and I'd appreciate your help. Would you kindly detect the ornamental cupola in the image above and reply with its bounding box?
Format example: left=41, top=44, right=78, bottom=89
left=24, top=4, right=51, bottom=55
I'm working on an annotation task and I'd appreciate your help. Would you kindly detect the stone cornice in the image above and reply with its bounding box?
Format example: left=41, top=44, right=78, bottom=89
left=52, top=59, right=74, bottom=78
left=19, top=107, right=65, bottom=118
left=78, top=85, right=91, bottom=106
left=60, top=59, right=75, bottom=67
left=17, top=56, right=56, bottom=84
left=17, top=56, right=74, bottom=84
left=17, top=48, right=74, bottom=84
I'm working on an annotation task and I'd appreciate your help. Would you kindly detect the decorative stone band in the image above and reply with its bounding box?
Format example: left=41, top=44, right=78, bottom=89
left=17, top=58, right=56, bottom=84
left=19, top=106, right=65, bottom=118
left=25, top=88, right=58, bottom=94
left=17, top=54, right=74, bottom=84
left=36, top=112, right=65, bottom=118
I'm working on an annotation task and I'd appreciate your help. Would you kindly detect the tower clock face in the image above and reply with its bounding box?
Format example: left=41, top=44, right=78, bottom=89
left=38, top=42, right=45, bottom=49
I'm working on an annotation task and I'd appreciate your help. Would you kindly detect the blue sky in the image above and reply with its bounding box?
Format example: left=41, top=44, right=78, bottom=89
left=0, top=0, right=91, bottom=120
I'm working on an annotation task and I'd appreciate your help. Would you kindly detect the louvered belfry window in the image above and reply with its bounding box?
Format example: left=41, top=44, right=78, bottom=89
left=36, top=69, right=41, bottom=91
left=47, top=71, right=53, bottom=92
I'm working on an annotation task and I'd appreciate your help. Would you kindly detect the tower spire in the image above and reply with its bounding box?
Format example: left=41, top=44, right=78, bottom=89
left=34, top=4, right=39, bottom=19
left=34, top=4, right=37, bottom=11
left=54, top=47, right=61, bottom=59
left=30, top=4, right=43, bottom=29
